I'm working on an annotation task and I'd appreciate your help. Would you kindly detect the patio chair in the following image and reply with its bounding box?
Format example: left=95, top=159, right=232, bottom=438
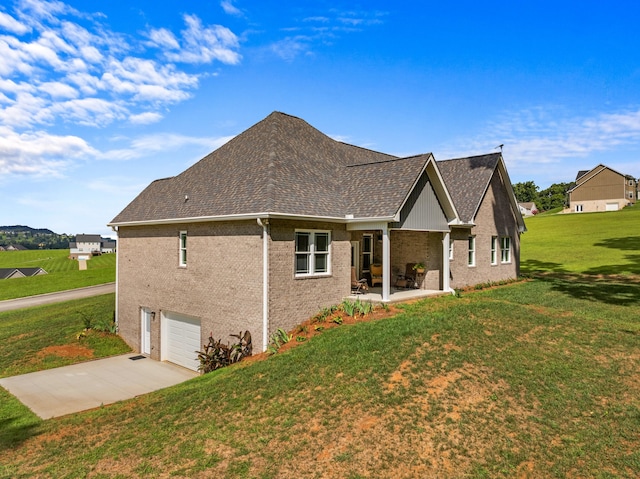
left=370, top=263, right=383, bottom=286
left=351, top=267, right=369, bottom=294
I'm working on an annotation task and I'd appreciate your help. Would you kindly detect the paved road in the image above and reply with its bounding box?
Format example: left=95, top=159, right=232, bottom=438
left=0, top=283, right=115, bottom=312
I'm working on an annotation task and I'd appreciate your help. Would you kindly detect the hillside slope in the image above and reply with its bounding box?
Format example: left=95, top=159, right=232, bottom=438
left=521, top=205, right=640, bottom=276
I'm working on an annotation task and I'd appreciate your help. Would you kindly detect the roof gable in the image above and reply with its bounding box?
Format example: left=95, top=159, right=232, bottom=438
left=438, top=153, right=525, bottom=232
left=437, top=153, right=500, bottom=224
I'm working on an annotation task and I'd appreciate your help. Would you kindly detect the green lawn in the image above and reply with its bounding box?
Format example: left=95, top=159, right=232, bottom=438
left=0, top=250, right=115, bottom=300
left=521, top=204, right=640, bottom=276
left=0, top=280, right=638, bottom=478
left=0, top=293, right=130, bottom=456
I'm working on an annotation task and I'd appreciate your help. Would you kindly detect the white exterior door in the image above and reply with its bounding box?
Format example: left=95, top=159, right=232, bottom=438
left=141, top=308, right=152, bottom=355
left=162, top=312, right=201, bottom=371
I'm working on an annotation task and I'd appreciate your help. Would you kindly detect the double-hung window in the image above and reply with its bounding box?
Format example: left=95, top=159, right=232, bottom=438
left=500, top=236, right=511, bottom=263
left=295, top=230, right=331, bottom=276
left=490, top=236, right=498, bottom=265
left=468, top=236, right=476, bottom=267
left=179, top=231, right=187, bottom=267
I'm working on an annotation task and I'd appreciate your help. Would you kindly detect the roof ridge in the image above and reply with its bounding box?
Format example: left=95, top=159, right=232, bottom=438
left=438, top=152, right=501, bottom=163
left=346, top=154, right=429, bottom=168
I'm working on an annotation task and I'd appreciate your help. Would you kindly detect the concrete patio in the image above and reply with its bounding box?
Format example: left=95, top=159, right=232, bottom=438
left=346, top=286, right=449, bottom=304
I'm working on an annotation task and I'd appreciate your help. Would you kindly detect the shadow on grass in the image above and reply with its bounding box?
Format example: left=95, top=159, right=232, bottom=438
left=0, top=416, right=40, bottom=451
left=594, top=235, right=640, bottom=251
left=521, top=259, right=570, bottom=275
left=532, top=273, right=640, bottom=306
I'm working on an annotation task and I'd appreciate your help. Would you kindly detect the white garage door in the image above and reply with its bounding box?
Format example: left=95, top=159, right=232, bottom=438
left=163, top=312, right=201, bottom=371
left=606, top=203, right=619, bottom=211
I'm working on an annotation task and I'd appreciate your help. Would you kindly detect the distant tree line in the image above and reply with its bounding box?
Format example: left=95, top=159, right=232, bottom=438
left=0, top=226, right=73, bottom=250
left=512, top=181, right=575, bottom=212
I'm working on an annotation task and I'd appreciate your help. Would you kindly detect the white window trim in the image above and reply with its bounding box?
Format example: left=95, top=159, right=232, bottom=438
left=490, top=236, right=498, bottom=265
left=501, top=236, right=511, bottom=264
left=449, top=238, right=454, bottom=261
left=468, top=236, right=476, bottom=267
left=179, top=231, right=187, bottom=267
left=295, top=229, right=331, bottom=277
left=575, top=204, right=583, bottom=212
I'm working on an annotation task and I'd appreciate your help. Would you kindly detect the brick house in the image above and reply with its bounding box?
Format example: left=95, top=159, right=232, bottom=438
left=567, top=164, right=638, bottom=213
left=109, top=112, right=525, bottom=370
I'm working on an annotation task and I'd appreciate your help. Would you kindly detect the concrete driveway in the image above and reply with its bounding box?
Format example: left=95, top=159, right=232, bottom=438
left=0, top=354, right=197, bottom=419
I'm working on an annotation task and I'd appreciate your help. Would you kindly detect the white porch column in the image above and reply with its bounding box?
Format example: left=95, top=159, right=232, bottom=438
left=442, top=231, right=451, bottom=293
left=382, top=224, right=391, bottom=301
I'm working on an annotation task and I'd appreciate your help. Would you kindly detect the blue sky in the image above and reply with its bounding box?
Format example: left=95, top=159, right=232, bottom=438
left=1, top=0, right=639, bottom=237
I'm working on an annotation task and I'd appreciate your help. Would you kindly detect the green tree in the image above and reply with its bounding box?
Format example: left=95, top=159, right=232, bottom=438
left=537, top=182, right=574, bottom=211
left=513, top=181, right=539, bottom=203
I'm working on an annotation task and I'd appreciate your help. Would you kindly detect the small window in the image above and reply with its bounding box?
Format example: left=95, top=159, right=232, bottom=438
left=468, top=236, right=475, bottom=267
left=491, top=236, right=498, bottom=265
left=575, top=204, right=583, bottom=212
left=179, top=231, right=187, bottom=267
left=501, top=237, right=511, bottom=263
left=295, top=230, right=331, bottom=276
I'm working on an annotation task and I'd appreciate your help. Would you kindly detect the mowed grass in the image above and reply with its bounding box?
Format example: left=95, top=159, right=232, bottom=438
left=1, top=281, right=638, bottom=478
left=0, top=293, right=130, bottom=452
left=521, top=204, right=640, bottom=276
left=0, top=250, right=115, bottom=300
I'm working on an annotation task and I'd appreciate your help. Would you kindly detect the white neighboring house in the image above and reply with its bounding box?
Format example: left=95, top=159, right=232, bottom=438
left=69, top=234, right=116, bottom=259
left=518, top=202, right=538, bottom=217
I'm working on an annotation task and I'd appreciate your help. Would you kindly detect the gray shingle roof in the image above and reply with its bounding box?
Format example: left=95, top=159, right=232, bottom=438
left=437, top=153, right=501, bottom=224
left=110, top=112, right=429, bottom=224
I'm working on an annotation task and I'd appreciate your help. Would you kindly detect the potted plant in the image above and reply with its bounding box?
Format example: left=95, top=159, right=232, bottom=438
left=412, top=262, right=425, bottom=274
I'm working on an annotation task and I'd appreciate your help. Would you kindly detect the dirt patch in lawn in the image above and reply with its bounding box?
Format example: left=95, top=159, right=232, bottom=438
left=36, top=344, right=94, bottom=359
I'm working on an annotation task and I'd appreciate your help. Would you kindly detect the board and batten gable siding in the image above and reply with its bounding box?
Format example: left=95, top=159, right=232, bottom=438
left=267, top=219, right=351, bottom=335
left=116, top=221, right=264, bottom=359
left=449, top=168, right=520, bottom=289
left=571, top=168, right=627, bottom=202
left=391, top=173, right=449, bottom=231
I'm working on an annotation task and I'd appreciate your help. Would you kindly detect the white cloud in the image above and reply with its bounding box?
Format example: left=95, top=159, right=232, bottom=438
left=0, top=11, right=30, bottom=34
left=101, top=133, right=234, bottom=161
left=0, top=0, right=244, bottom=178
left=129, top=111, right=163, bottom=124
left=438, top=106, right=640, bottom=184
left=161, top=14, right=241, bottom=65
left=147, top=27, right=180, bottom=50
left=220, top=1, right=243, bottom=17
left=0, top=125, right=97, bottom=176
left=270, top=36, right=311, bottom=61
left=38, top=80, right=78, bottom=99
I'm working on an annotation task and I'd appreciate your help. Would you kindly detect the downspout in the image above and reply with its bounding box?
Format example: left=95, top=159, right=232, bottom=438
left=110, top=225, right=119, bottom=330
left=257, top=218, right=269, bottom=352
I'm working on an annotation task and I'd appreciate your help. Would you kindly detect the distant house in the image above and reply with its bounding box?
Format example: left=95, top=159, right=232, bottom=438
left=0, top=267, right=47, bottom=280
left=518, top=202, right=538, bottom=217
left=567, top=164, right=638, bottom=213
left=69, top=234, right=117, bottom=259
left=4, top=245, right=28, bottom=251
left=109, top=111, right=525, bottom=371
